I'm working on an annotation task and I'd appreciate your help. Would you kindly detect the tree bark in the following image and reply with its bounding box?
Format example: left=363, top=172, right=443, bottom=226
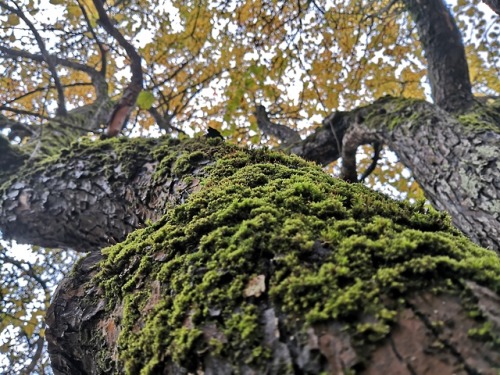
left=2, top=99, right=498, bottom=252
left=0, top=137, right=217, bottom=251
left=402, top=0, right=475, bottom=113
left=483, top=0, right=500, bottom=15
left=345, top=99, right=499, bottom=251
left=0, top=115, right=496, bottom=373
left=42, top=138, right=500, bottom=374
left=263, top=97, right=500, bottom=252
left=0, top=0, right=497, bottom=371
left=261, top=0, right=498, bottom=249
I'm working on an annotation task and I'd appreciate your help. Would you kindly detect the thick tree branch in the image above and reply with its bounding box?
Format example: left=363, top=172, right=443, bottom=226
left=340, top=119, right=381, bottom=183
left=402, top=0, right=474, bottom=113
left=255, top=105, right=301, bottom=144
left=292, top=97, right=500, bottom=251
left=0, top=137, right=217, bottom=251
left=342, top=138, right=382, bottom=183
left=45, top=143, right=500, bottom=374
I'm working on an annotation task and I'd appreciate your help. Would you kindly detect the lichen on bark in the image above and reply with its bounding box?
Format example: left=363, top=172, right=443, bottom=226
left=76, top=140, right=500, bottom=374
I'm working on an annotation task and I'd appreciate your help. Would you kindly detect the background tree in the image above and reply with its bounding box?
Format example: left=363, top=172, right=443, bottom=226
left=0, top=0, right=499, bottom=373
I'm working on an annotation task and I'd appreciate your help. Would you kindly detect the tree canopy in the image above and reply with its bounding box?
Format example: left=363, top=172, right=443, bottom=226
left=1, top=0, right=498, bottom=139
left=0, top=0, right=499, bottom=373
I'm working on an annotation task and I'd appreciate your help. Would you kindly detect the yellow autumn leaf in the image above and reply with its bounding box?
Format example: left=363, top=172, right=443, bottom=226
left=7, top=14, right=20, bottom=26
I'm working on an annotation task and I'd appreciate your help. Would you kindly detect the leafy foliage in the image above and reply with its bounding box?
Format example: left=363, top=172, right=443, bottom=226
left=1, top=0, right=498, bottom=138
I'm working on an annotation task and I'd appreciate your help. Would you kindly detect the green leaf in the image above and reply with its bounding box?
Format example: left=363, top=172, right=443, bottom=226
left=50, top=0, right=65, bottom=4
left=136, top=91, right=155, bottom=110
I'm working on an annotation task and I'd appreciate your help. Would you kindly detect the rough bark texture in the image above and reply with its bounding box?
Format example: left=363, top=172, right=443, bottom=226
left=43, top=139, right=500, bottom=374
left=402, top=0, right=474, bottom=113
left=0, top=0, right=497, bottom=371
left=2, top=100, right=498, bottom=253
left=247, top=0, right=498, bottom=250
left=0, top=137, right=216, bottom=251
left=341, top=98, right=499, bottom=251
left=265, top=97, right=500, bottom=251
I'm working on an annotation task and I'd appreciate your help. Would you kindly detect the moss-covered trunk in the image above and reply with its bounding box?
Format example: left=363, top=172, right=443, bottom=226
left=45, top=138, right=500, bottom=374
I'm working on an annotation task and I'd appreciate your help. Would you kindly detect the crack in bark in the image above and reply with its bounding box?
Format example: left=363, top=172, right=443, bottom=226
left=406, top=299, right=477, bottom=375
left=388, top=336, right=418, bottom=375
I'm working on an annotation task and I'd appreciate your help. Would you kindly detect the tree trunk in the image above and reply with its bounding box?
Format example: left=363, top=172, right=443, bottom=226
left=39, top=137, right=500, bottom=374
left=345, top=99, right=500, bottom=251
left=0, top=0, right=498, bottom=371
left=402, top=0, right=475, bottom=113
left=251, top=0, right=499, bottom=251
left=1, top=98, right=498, bottom=374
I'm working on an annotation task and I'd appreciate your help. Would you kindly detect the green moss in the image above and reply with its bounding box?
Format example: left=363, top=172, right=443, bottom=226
left=361, top=96, right=422, bottom=130
left=91, top=143, right=500, bottom=373
left=173, top=150, right=207, bottom=175
left=361, top=96, right=499, bottom=134
left=468, top=321, right=500, bottom=347
left=457, top=100, right=500, bottom=132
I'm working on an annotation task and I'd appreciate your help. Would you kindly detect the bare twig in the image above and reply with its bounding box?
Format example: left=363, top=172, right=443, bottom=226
left=0, top=45, right=107, bottom=99
left=20, top=334, right=45, bottom=375
left=77, top=0, right=108, bottom=78
left=148, top=106, right=186, bottom=134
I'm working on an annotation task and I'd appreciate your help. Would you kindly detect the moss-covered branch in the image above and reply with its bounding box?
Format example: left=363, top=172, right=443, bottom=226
left=0, top=135, right=226, bottom=251
left=47, top=144, right=500, bottom=374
